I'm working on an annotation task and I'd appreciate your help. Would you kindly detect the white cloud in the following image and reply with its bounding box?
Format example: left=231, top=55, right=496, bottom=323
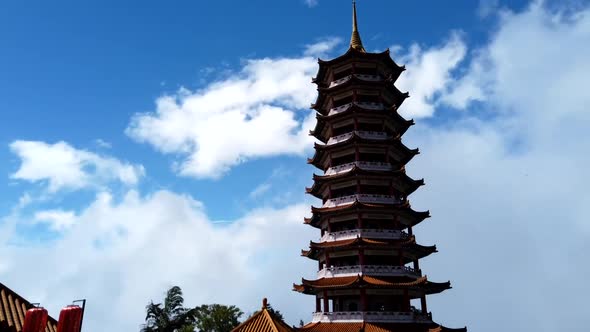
left=126, top=49, right=330, bottom=179
left=402, top=2, right=590, bottom=331
left=304, top=37, right=342, bottom=57
left=0, top=190, right=316, bottom=331
left=249, top=182, right=272, bottom=199
left=304, top=0, right=318, bottom=8
left=10, top=141, right=145, bottom=192
left=94, top=139, right=112, bottom=149
left=126, top=36, right=467, bottom=179
left=33, top=210, right=77, bottom=231
left=393, top=32, right=468, bottom=118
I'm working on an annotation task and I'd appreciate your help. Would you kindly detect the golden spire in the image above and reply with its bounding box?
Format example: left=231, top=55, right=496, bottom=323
left=350, top=0, right=366, bottom=52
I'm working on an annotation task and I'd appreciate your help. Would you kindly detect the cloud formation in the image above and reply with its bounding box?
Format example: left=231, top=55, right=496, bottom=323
left=2, top=2, right=590, bottom=332
left=0, top=191, right=315, bottom=331
left=393, top=32, right=468, bottom=118
left=33, top=210, right=77, bottom=231
left=126, top=36, right=465, bottom=179
left=10, top=140, right=145, bottom=192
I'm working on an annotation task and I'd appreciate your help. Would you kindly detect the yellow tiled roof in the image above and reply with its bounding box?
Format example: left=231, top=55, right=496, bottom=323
left=0, top=282, right=57, bottom=332
left=232, top=299, right=294, bottom=332
left=299, top=322, right=467, bottom=332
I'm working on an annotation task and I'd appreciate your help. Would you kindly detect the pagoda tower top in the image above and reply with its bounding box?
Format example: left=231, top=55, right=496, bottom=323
left=350, top=1, right=366, bottom=52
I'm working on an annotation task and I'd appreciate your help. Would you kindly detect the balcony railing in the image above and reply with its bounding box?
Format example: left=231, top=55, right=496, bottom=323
left=328, top=74, right=383, bottom=88
left=322, top=194, right=400, bottom=208
left=320, top=229, right=408, bottom=242
left=354, top=74, right=382, bottom=82
left=317, top=265, right=420, bottom=278
left=328, top=101, right=385, bottom=115
left=328, top=103, right=353, bottom=115
left=325, top=161, right=392, bottom=176
left=329, top=75, right=352, bottom=88
left=356, top=101, right=385, bottom=110
left=311, top=311, right=432, bottom=323
left=326, top=131, right=389, bottom=145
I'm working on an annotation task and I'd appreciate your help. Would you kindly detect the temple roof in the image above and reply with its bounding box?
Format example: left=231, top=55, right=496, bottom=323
left=302, top=236, right=436, bottom=261
left=317, top=74, right=396, bottom=93
left=298, top=322, right=467, bottom=332
left=311, top=199, right=410, bottom=214
left=232, top=299, right=295, bottom=332
left=314, top=49, right=404, bottom=87
left=310, top=106, right=414, bottom=143
left=308, top=138, right=419, bottom=170
left=313, top=88, right=408, bottom=114
left=0, top=282, right=58, bottom=332
left=307, top=235, right=428, bottom=250
left=306, top=167, right=424, bottom=198
left=304, top=202, right=430, bottom=228
left=293, top=275, right=451, bottom=295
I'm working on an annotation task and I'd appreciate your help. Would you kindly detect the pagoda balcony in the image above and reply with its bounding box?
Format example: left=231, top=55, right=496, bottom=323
left=322, top=194, right=400, bottom=208
left=327, top=131, right=389, bottom=145
left=328, top=74, right=383, bottom=88
left=325, top=161, right=392, bottom=175
left=311, top=310, right=432, bottom=323
left=320, top=229, right=409, bottom=242
left=328, top=102, right=385, bottom=115
left=317, top=265, right=420, bottom=279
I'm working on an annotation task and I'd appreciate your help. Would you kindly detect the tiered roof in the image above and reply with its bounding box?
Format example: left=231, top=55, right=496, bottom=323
left=232, top=299, right=295, bottom=332
left=310, top=105, right=414, bottom=143
left=305, top=202, right=430, bottom=229
left=0, top=282, right=57, bottom=332
left=302, top=236, right=437, bottom=262
left=306, top=167, right=424, bottom=198
left=294, top=275, right=450, bottom=295
left=299, top=322, right=467, bottom=332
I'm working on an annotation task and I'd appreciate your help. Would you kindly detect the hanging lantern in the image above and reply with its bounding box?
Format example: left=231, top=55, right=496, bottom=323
left=22, top=307, right=48, bottom=332
left=57, top=305, right=83, bottom=332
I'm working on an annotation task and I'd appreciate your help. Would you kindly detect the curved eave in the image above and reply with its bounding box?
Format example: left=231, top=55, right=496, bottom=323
left=311, top=106, right=414, bottom=143
left=318, top=75, right=393, bottom=93
left=305, top=202, right=430, bottom=229
left=308, top=143, right=419, bottom=172
left=313, top=89, right=409, bottom=114
left=299, top=322, right=467, bottom=332
left=294, top=278, right=451, bottom=296
left=311, top=200, right=407, bottom=214
left=314, top=48, right=405, bottom=85
left=313, top=134, right=406, bottom=151
left=307, top=167, right=424, bottom=199
left=302, top=237, right=437, bottom=260
left=309, top=235, right=417, bottom=249
left=294, top=275, right=450, bottom=295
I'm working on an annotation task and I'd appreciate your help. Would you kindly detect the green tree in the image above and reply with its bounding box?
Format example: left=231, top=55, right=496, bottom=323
left=141, top=286, right=197, bottom=332
left=193, top=304, right=243, bottom=332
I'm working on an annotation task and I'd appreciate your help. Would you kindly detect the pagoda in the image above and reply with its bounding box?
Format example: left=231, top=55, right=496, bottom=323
left=294, top=2, right=466, bottom=331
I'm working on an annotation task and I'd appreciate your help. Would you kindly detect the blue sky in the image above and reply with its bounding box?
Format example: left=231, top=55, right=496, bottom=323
left=1, top=0, right=590, bottom=331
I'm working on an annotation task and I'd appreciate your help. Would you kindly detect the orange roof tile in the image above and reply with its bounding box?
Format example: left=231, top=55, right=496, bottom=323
left=0, top=283, right=57, bottom=332
left=294, top=276, right=451, bottom=295
left=298, top=322, right=466, bottom=332
left=300, top=276, right=427, bottom=289
left=232, top=299, right=295, bottom=332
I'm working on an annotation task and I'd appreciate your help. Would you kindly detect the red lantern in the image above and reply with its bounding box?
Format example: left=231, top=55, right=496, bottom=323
left=57, top=305, right=83, bottom=332
left=22, top=307, right=48, bottom=332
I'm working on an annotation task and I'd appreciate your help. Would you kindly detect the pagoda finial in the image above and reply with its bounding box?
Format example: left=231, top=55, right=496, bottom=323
left=350, top=0, right=366, bottom=52
left=262, top=298, right=268, bottom=309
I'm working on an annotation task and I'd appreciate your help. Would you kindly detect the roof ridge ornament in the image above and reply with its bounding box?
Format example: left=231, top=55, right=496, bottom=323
left=350, top=0, right=366, bottom=52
